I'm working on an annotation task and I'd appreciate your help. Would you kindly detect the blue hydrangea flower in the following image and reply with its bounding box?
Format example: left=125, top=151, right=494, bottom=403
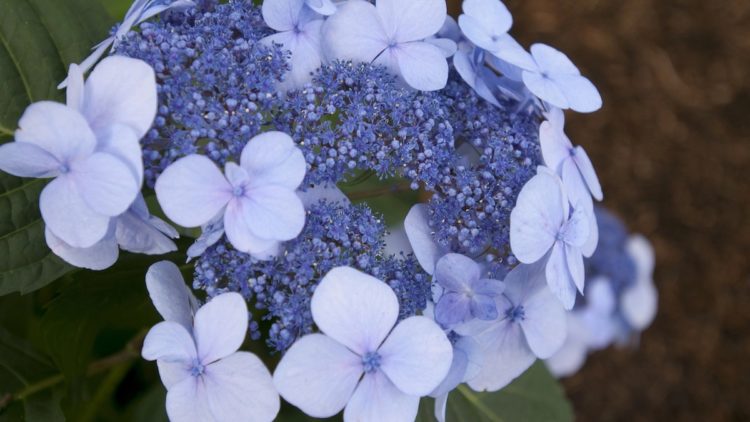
left=261, top=0, right=325, bottom=90
left=273, top=266, right=453, bottom=421
left=459, top=262, right=566, bottom=391
left=0, top=57, right=155, bottom=251
left=433, top=253, right=506, bottom=326
left=457, top=0, right=515, bottom=57
left=156, top=131, right=307, bottom=258
left=510, top=167, right=593, bottom=309
left=323, top=0, right=455, bottom=91
left=504, top=43, right=603, bottom=113
left=142, top=268, right=280, bottom=422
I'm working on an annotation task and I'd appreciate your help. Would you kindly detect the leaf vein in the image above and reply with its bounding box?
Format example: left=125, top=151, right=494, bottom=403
left=457, top=385, right=505, bottom=422
left=0, top=29, right=33, bottom=104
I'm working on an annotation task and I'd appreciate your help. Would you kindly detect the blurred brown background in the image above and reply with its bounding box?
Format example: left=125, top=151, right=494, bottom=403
left=448, top=0, right=750, bottom=420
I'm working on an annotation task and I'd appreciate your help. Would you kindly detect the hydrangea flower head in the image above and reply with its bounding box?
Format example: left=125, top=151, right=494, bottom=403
left=155, top=131, right=306, bottom=259
left=142, top=262, right=280, bottom=422
left=0, top=0, right=657, bottom=419
left=273, top=266, right=453, bottom=421
left=322, top=0, right=455, bottom=91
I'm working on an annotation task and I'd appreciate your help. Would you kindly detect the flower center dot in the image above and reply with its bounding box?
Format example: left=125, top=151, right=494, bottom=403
left=506, top=305, right=526, bottom=322
left=190, top=359, right=205, bottom=377
left=233, top=185, right=245, bottom=197
left=361, top=351, right=381, bottom=373
left=58, top=164, right=70, bottom=174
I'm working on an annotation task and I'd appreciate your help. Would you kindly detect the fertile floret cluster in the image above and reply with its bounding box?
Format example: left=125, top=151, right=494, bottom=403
left=273, top=61, right=457, bottom=188
left=194, top=201, right=431, bottom=352
left=116, top=1, right=288, bottom=187
left=427, top=76, right=541, bottom=257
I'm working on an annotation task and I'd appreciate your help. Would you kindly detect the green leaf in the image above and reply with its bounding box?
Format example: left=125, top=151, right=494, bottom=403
left=0, top=174, right=72, bottom=296
left=0, top=327, right=65, bottom=421
left=98, top=0, right=135, bottom=21
left=40, top=266, right=147, bottom=380
left=123, top=386, right=168, bottom=422
left=0, top=0, right=115, bottom=296
left=40, top=248, right=186, bottom=380
left=340, top=175, right=419, bottom=229
left=418, top=362, right=573, bottom=422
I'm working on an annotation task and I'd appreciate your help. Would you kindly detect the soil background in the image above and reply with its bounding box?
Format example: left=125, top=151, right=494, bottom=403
left=447, top=0, right=750, bottom=420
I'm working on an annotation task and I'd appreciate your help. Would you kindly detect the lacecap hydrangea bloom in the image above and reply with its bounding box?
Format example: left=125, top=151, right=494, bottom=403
left=0, top=0, right=661, bottom=420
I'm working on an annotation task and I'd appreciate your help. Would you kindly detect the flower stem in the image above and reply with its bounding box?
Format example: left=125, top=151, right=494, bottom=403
left=0, top=125, right=13, bottom=137
left=347, top=182, right=413, bottom=201
left=5, top=330, right=147, bottom=406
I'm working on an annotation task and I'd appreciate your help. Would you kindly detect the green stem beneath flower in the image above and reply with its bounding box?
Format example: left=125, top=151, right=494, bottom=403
left=0, top=125, right=14, bottom=137
left=347, top=182, right=413, bottom=201
left=6, top=330, right=147, bottom=407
